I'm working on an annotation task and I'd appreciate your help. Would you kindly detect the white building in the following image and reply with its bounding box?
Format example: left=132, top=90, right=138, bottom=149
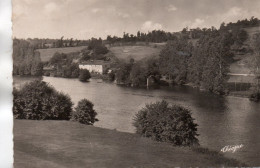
left=79, top=60, right=110, bottom=74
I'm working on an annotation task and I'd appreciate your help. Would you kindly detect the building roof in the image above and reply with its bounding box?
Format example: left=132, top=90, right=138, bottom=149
left=80, top=60, right=110, bottom=65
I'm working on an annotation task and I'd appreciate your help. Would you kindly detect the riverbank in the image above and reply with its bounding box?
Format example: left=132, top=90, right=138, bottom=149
left=228, top=90, right=253, bottom=98
left=184, top=82, right=256, bottom=99
left=13, top=75, right=255, bottom=100
left=14, top=119, right=246, bottom=167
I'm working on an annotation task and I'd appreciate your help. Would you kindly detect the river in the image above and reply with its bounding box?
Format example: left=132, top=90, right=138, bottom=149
left=13, top=76, right=260, bottom=165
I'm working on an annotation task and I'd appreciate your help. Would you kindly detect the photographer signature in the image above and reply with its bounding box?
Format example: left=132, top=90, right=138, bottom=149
left=221, top=144, right=244, bottom=153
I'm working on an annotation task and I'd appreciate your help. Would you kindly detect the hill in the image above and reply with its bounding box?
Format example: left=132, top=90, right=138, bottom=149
left=14, top=120, right=246, bottom=168
left=37, top=46, right=87, bottom=62
left=228, top=26, right=260, bottom=83
left=109, top=44, right=163, bottom=62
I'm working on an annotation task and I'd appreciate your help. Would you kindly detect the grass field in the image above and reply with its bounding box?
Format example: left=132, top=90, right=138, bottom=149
left=37, top=46, right=88, bottom=62
left=228, top=26, right=259, bottom=83
left=14, top=120, right=246, bottom=168
left=109, top=45, right=162, bottom=62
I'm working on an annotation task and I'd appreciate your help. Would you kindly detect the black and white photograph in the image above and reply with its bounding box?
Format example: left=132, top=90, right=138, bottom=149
left=6, top=0, right=260, bottom=167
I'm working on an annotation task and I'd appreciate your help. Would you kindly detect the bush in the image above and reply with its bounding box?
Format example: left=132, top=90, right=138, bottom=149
left=72, top=99, right=98, bottom=125
left=249, top=92, right=260, bottom=102
left=13, top=80, right=73, bottom=120
left=108, top=71, right=115, bottom=81
left=79, top=69, right=91, bottom=82
left=133, top=100, right=199, bottom=146
left=93, top=45, right=108, bottom=55
left=44, top=72, right=50, bottom=76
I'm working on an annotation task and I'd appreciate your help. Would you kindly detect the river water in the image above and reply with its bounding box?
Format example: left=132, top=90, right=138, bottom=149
left=13, top=76, right=260, bottom=165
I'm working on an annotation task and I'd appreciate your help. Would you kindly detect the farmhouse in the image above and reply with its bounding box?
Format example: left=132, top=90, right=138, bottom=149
left=79, top=60, right=110, bottom=74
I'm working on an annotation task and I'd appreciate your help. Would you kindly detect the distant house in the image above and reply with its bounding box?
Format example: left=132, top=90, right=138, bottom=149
left=79, top=60, right=110, bottom=74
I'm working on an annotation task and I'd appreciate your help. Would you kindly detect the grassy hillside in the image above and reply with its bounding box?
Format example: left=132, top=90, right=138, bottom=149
left=228, top=26, right=259, bottom=83
left=243, top=26, right=260, bottom=38
left=109, top=45, right=162, bottom=62
left=14, top=120, right=246, bottom=168
left=37, top=46, right=87, bottom=62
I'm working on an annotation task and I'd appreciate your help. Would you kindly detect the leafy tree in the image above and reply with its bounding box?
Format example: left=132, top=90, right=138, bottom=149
left=72, top=99, right=98, bottom=125
left=13, top=80, right=73, bottom=120
left=237, top=29, right=248, bottom=44
left=13, top=39, right=43, bottom=76
left=133, top=100, right=199, bottom=146
left=70, top=63, right=80, bottom=78
left=49, top=52, right=66, bottom=65
left=108, top=71, right=115, bottom=81
left=87, top=38, right=102, bottom=50
left=30, top=61, right=43, bottom=76
left=188, top=32, right=233, bottom=94
left=93, top=45, right=108, bottom=55
left=115, top=62, right=132, bottom=84
left=79, top=69, right=91, bottom=82
left=69, top=38, right=73, bottom=47
left=129, top=63, right=147, bottom=87
left=145, top=58, right=160, bottom=76
left=57, top=36, right=64, bottom=48
left=159, top=38, right=192, bottom=82
left=252, top=33, right=260, bottom=93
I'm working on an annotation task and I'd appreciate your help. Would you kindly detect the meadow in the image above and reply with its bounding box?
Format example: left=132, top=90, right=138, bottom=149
left=109, top=45, right=162, bottom=62
left=37, top=46, right=88, bottom=62
left=14, top=120, right=245, bottom=168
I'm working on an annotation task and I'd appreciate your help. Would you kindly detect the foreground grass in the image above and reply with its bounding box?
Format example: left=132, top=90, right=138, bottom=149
left=14, top=120, right=246, bottom=168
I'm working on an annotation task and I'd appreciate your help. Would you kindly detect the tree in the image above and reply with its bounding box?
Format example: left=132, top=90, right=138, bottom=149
left=145, top=58, right=160, bottom=76
left=93, top=45, right=108, bottom=55
left=115, top=62, right=133, bottom=84
left=49, top=52, right=64, bottom=65
left=188, top=32, right=233, bottom=94
left=58, top=36, right=64, bottom=48
left=69, top=38, right=73, bottom=47
left=252, top=33, right=260, bottom=93
left=13, top=80, right=73, bottom=120
left=13, top=39, right=43, bottom=76
left=87, top=38, right=102, bottom=50
left=72, top=99, right=98, bottom=125
left=129, top=63, right=147, bottom=87
left=79, top=69, right=91, bottom=82
left=159, top=38, right=192, bottom=83
left=133, top=100, right=199, bottom=146
left=30, top=60, right=43, bottom=76
left=237, top=29, right=248, bottom=44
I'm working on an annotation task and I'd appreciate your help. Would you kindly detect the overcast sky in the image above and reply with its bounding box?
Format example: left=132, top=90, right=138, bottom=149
left=13, top=0, right=260, bottom=39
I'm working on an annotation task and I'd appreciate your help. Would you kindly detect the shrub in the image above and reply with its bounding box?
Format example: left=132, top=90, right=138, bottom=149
left=249, top=92, right=260, bottom=102
left=72, top=99, right=98, bottom=125
left=133, top=100, right=199, bottom=146
left=79, top=69, right=91, bottom=82
left=94, top=45, right=109, bottom=55
left=108, top=71, right=115, bottom=81
left=13, top=80, right=73, bottom=120
left=44, top=71, right=50, bottom=76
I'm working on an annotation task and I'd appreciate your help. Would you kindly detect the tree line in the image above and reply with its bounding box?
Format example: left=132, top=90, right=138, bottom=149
left=114, top=25, right=249, bottom=94
left=18, top=37, right=89, bottom=49
left=221, top=16, right=260, bottom=30
left=106, top=17, right=259, bottom=45
left=13, top=39, right=43, bottom=76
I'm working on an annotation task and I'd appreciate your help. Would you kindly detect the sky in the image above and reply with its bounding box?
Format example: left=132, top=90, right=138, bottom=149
left=13, top=0, right=260, bottom=39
